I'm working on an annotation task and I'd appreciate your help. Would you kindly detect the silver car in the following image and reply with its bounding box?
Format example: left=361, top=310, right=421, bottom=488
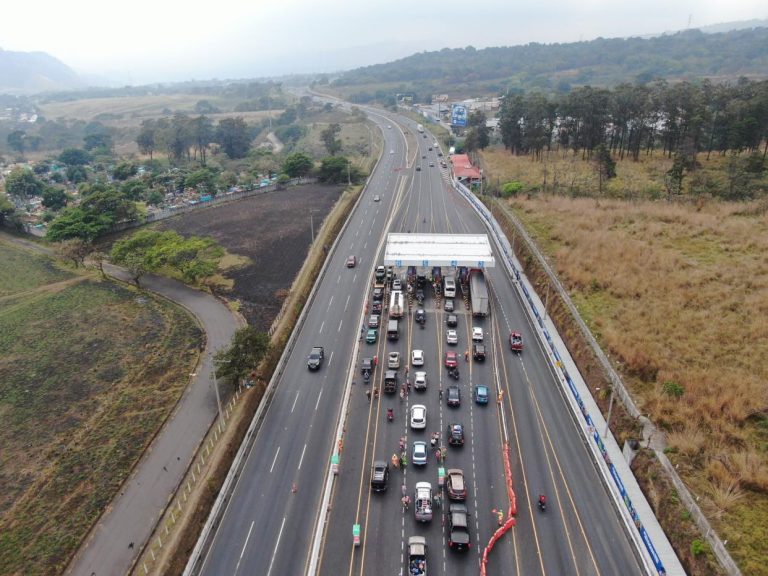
left=388, top=351, right=401, bottom=369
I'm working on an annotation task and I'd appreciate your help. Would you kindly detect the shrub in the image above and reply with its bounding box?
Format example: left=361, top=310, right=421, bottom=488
left=662, top=381, right=685, bottom=398
left=501, top=181, right=524, bottom=197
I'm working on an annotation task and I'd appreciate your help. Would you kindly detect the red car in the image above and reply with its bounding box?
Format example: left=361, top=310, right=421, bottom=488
left=444, top=351, right=458, bottom=368
left=510, top=332, right=523, bottom=353
left=346, top=255, right=357, bottom=268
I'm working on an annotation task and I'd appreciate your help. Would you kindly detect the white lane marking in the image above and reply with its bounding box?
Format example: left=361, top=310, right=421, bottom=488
left=336, top=274, right=341, bottom=284
left=328, top=295, right=334, bottom=307
left=319, top=320, right=325, bottom=334
left=350, top=242, right=354, bottom=249
left=266, top=517, right=287, bottom=576
left=234, top=520, right=255, bottom=575
left=338, top=319, right=344, bottom=332
left=345, top=294, right=351, bottom=311
left=329, top=350, right=335, bottom=367
left=368, top=228, right=372, bottom=236
left=291, top=391, right=300, bottom=413
left=353, top=273, right=358, bottom=283
left=269, top=447, right=280, bottom=473
left=363, top=241, right=368, bottom=249
left=298, top=443, right=307, bottom=470
left=315, top=388, right=324, bottom=410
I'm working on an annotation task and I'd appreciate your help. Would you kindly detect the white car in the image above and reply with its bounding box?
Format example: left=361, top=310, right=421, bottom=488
left=410, top=404, right=427, bottom=429
left=392, top=278, right=402, bottom=291
left=413, top=441, right=428, bottom=465
left=414, top=371, right=427, bottom=391
left=446, top=329, right=458, bottom=345
left=472, top=327, right=484, bottom=342
left=411, top=349, right=424, bottom=366
left=390, top=149, right=395, bottom=154
left=388, top=351, right=401, bottom=369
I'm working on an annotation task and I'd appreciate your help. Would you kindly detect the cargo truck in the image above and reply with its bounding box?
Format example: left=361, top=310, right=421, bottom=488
left=390, top=290, right=404, bottom=318
left=470, top=271, right=489, bottom=316
left=408, top=536, right=427, bottom=575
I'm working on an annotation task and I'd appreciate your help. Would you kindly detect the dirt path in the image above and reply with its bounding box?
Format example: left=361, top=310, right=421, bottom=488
left=0, top=275, right=88, bottom=306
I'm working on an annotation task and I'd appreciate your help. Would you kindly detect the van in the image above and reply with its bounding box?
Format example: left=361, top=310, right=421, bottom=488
left=387, top=319, right=399, bottom=341
left=444, top=276, right=456, bottom=298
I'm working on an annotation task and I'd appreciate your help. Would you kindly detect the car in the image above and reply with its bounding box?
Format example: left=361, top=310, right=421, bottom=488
left=422, top=154, right=427, bottom=159
left=372, top=301, right=383, bottom=315
left=472, top=327, right=484, bottom=342
left=372, top=287, right=384, bottom=301
left=416, top=166, right=422, bottom=171
left=414, top=371, right=427, bottom=391
left=307, top=346, right=324, bottom=370
left=446, top=314, right=458, bottom=327
left=447, top=385, right=461, bottom=407
left=437, top=151, right=443, bottom=157
left=387, top=125, right=392, bottom=129
left=429, top=162, right=434, bottom=167
left=366, top=328, right=378, bottom=344
left=472, top=343, right=486, bottom=361
left=388, top=351, right=401, bottom=369
left=390, top=149, right=395, bottom=154
left=361, top=357, right=373, bottom=374
left=510, top=331, right=524, bottom=352
left=428, top=147, right=433, bottom=151
left=411, top=349, right=424, bottom=366
left=446, top=329, right=458, bottom=345
left=368, top=314, right=380, bottom=328
left=412, top=441, right=428, bottom=465
left=370, top=460, right=389, bottom=492
left=373, top=194, right=381, bottom=202
left=414, top=308, right=426, bottom=324
left=448, top=503, right=471, bottom=551
left=446, top=468, right=467, bottom=500
left=444, top=351, right=458, bottom=368
left=375, top=266, right=386, bottom=281
left=447, top=423, right=464, bottom=445
left=444, top=299, right=454, bottom=312
left=410, top=404, right=427, bottom=429
left=346, top=255, right=356, bottom=268
left=392, top=278, right=402, bottom=291
left=475, top=385, right=489, bottom=404
left=423, top=134, right=427, bottom=138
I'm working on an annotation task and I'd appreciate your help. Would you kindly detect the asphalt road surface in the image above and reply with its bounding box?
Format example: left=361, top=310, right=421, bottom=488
left=197, top=112, right=643, bottom=576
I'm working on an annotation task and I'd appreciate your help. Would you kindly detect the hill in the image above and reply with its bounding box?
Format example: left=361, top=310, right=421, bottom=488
left=0, top=48, right=83, bottom=94
left=331, top=27, right=768, bottom=99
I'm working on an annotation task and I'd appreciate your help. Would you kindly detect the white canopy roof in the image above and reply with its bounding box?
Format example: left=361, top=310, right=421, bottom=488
left=383, top=233, right=495, bottom=269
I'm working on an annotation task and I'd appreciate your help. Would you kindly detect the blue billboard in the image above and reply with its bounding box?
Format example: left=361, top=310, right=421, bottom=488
left=451, top=104, right=468, bottom=127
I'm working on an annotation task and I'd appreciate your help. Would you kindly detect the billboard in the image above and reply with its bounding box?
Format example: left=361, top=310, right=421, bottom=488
left=451, top=104, right=468, bottom=127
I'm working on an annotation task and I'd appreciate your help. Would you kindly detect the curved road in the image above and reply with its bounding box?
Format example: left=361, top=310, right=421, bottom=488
left=67, top=265, right=240, bottom=576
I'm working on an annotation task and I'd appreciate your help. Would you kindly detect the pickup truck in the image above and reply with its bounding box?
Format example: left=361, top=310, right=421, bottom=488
left=408, top=535, right=427, bottom=575
left=414, top=482, right=433, bottom=522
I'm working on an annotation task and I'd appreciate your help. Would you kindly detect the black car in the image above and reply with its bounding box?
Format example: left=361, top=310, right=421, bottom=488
left=446, top=314, right=458, bottom=327
left=307, top=346, right=324, bottom=370
left=472, top=343, right=486, bottom=361
left=372, top=287, right=384, bottom=301
left=372, top=301, right=383, bottom=314
left=447, top=385, right=461, bottom=407
left=448, top=503, right=471, bottom=551
left=370, top=460, right=389, bottom=492
left=415, top=309, right=426, bottom=324
left=447, top=423, right=464, bottom=446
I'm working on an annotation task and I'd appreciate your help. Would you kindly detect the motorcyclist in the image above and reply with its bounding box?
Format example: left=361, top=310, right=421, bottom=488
left=538, top=494, right=547, bottom=509
left=387, top=408, right=394, bottom=421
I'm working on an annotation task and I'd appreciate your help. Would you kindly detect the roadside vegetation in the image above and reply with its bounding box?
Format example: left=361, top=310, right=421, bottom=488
left=481, top=147, right=768, bottom=573
left=0, top=238, right=203, bottom=575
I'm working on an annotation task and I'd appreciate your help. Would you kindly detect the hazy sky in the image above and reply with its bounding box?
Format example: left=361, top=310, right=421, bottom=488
left=1, top=0, right=766, bottom=84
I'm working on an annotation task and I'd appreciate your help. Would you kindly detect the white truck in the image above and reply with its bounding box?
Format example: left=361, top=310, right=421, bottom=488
left=389, top=290, right=404, bottom=318
left=417, top=123, right=424, bottom=133
left=414, top=482, right=433, bottom=522
left=408, top=536, right=427, bottom=575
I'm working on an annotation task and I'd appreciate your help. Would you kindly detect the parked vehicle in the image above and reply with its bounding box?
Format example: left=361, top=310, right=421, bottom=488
left=366, top=329, right=378, bottom=344
left=410, top=404, right=427, bottom=429
left=384, top=370, right=398, bottom=394
left=444, top=351, right=458, bottom=368
left=446, top=329, right=458, bottom=345
left=446, top=314, right=458, bottom=327
left=447, top=503, right=471, bottom=551
left=414, top=371, right=427, bottom=391
left=387, top=319, right=399, bottom=341
left=414, top=482, right=433, bottom=521
left=444, top=275, right=456, bottom=298
left=375, top=266, right=386, bottom=281
left=408, top=536, right=427, bottom=575
left=368, top=314, right=380, bottom=328
left=411, top=349, right=424, bottom=366
left=470, top=271, right=489, bottom=316
left=415, top=309, right=426, bottom=324
left=447, top=386, right=461, bottom=407
left=390, top=290, right=404, bottom=319
left=447, top=423, right=465, bottom=446
left=388, top=351, right=401, bottom=369
left=472, top=327, right=484, bottom=342
left=444, top=298, right=454, bottom=312
left=446, top=468, right=467, bottom=500
left=413, top=442, right=428, bottom=466
left=472, top=343, right=486, bottom=361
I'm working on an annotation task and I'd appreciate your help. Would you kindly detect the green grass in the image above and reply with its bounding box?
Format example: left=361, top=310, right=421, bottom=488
left=0, top=241, right=73, bottom=296
left=0, top=253, right=203, bottom=574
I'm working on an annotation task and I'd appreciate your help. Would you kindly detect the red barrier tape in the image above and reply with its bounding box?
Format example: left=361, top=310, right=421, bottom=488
left=480, top=442, right=518, bottom=575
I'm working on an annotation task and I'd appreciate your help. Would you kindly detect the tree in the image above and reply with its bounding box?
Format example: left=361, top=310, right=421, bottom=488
left=185, top=168, right=217, bottom=196
left=318, top=156, right=354, bottom=184
left=190, top=115, right=213, bottom=165
left=58, top=148, right=91, bottom=166
left=65, top=165, right=88, bottom=184
left=113, top=162, right=137, bottom=181
left=4, top=168, right=44, bottom=199
left=216, top=117, right=252, bottom=159
left=7, top=130, right=26, bottom=155
left=55, top=238, right=91, bottom=267
left=110, top=229, right=166, bottom=286
left=42, top=187, right=68, bottom=210
left=137, top=120, right=157, bottom=161
left=320, top=123, right=342, bottom=155
left=282, top=152, right=313, bottom=177
left=0, top=194, right=15, bottom=225
left=46, top=207, right=112, bottom=242
left=592, top=144, right=616, bottom=195
left=213, top=327, right=270, bottom=387
left=153, top=233, right=223, bottom=283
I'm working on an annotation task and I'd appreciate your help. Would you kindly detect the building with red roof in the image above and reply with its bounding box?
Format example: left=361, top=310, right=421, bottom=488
left=451, top=154, right=481, bottom=184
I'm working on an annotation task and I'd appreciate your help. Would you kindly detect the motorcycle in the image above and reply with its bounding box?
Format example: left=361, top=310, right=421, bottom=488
left=387, top=408, right=394, bottom=422
left=363, top=371, right=370, bottom=384
left=448, top=368, right=460, bottom=380
left=538, top=496, right=547, bottom=512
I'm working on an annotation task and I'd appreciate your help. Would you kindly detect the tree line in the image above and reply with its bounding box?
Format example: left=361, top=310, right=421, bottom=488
left=497, top=79, right=768, bottom=162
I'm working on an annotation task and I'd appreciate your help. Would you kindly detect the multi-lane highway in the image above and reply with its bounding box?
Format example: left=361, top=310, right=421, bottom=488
left=194, top=109, right=644, bottom=575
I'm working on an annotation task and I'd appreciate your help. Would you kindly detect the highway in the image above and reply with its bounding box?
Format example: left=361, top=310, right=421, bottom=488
left=195, top=109, right=644, bottom=575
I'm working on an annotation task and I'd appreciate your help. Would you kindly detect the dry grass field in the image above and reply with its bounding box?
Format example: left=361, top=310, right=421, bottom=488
left=500, top=192, right=768, bottom=573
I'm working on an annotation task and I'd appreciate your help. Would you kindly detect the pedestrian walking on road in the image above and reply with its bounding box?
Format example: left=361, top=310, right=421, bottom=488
left=366, top=389, right=371, bottom=402
left=464, top=349, right=469, bottom=362
left=439, top=387, right=443, bottom=400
